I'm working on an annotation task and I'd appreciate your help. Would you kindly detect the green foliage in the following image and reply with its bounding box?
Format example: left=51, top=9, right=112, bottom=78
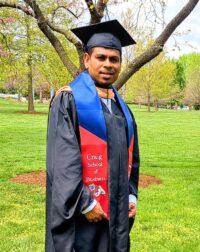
left=184, top=66, right=200, bottom=109
left=174, top=53, right=200, bottom=108
left=174, top=61, right=186, bottom=90
left=0, top=5, right=78, bottom=97
left=36, top=39, right=76, bottom=90
left=177, top=53, right=200, bottom=80
left=124, top=49, right=178, bottom=109
left=0, top=100, right=200, bottom=251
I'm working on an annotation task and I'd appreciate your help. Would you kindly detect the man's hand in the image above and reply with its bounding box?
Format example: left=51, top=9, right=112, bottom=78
left=85, top=202, right=107, bottom=222
left=129, top=203, right=137, bottom=218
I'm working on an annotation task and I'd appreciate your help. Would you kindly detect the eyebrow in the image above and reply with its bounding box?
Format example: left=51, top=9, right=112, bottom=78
left=95, top=54, right=120, bottom=59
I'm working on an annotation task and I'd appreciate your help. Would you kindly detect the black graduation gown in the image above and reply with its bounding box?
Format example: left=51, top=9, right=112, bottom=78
left=45, top=91, right=140, bottom=252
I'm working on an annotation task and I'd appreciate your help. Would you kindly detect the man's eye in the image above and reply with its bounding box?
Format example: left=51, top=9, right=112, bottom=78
left=110, top=57, right=120, bottom=63
left=97, top=56, right=105, bottom=61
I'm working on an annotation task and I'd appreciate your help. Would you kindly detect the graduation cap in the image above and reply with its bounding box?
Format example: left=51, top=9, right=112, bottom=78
left=71, top=19, right=136, bottom=52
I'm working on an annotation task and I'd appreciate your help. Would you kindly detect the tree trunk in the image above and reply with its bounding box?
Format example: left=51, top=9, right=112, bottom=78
left=17, top=91, right=21, bottom=102
left=27, top=55, right=34, bottom=112
left=26, top=16, right=35, bottom=113
left=39, top=87, right=43, bottom=103
left=147, top=94, right=151, bottom=112
left=154, top=99, right=158, bottom=111
left=114, top=0, right=200, bottom=90
left=0, top=0, right=199, bottom=90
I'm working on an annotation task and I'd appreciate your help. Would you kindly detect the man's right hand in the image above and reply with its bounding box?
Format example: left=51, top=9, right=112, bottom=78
left=85, top=202, right=107, bottom=222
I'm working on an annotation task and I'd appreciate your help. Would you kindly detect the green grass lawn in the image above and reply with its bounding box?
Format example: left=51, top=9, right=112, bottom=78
left=0, top=99, right=200, bottom=252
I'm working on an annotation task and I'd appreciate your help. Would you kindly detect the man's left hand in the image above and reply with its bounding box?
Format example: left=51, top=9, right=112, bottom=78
left=129, top=203, right=136, bottom=218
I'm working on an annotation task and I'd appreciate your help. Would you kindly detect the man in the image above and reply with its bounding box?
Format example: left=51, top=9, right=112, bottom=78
left=46, top=20, right=140, bottom=252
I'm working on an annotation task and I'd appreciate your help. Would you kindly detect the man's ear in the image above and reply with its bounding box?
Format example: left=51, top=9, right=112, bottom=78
left=83, top=53, right=90, bottom=69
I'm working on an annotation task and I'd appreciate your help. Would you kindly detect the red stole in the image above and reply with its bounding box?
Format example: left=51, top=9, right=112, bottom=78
left=70, top=71, right=134, bottom=217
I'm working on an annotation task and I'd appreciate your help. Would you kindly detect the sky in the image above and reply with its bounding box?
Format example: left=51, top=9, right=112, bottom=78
left=104, top=0, right=200, bottom=59
left=165, top=0, right=200, bottom=58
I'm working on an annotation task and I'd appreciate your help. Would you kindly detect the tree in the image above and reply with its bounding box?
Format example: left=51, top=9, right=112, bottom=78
left=173, top=53, right=200, bottom=108
left=1, top=59, right=29, bottom=100
left=25, top=15, right=35, bottom=112
left=0, top=0, right=199, bottom=91
left=125, top=50, right=177, bottom=111
left=178, top=52, right=200, bottom=79
left=174, top=61, right=186, bottom=90
left=0, top=16, right=15, bottom=57
left=184, top=66, right=200, bottom=109
left=0, top=7, right=36, bottom=110
left=0, top=5, right=73, bottom=110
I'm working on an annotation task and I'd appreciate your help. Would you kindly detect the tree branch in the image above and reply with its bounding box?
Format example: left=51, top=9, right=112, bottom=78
left=46, top=21, right=82, bottom=48
left=85, top=0, right=99, bottom=24
left=156, top=0, right=199, bottom=45
left=23, top=0, right=79, bottom=77
left=115, top=0, right=200, bottom=90
left=96, top=0, right=108, bottom=22
left=46, top=20, right=84, bottom=70
left=85, top=0, right=106, bottom=24
left=0, top=0, right=199, bottom=85
left=52, top=6, right=79, bottom=19
left=0, top=1, right=34, bottom=17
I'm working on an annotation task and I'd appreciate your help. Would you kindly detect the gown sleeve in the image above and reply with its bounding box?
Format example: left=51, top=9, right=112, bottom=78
left=46, top=91, right=93, bottom=250
left=128, top=111, right=140, bottom=199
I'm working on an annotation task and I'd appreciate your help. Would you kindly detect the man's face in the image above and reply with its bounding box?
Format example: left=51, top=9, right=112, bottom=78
left=83, top=47, right=121, bottom=86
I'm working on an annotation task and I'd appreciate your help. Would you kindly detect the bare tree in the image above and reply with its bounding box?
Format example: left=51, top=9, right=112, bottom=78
left=0, top=0, right=199, bottom=89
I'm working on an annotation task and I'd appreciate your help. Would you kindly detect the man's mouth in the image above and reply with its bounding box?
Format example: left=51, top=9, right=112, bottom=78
left=100, top=72, right=114, bottom=78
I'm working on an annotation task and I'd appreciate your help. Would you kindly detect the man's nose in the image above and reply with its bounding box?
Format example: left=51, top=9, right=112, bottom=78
left=103, top=58, right=112, bottom=68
